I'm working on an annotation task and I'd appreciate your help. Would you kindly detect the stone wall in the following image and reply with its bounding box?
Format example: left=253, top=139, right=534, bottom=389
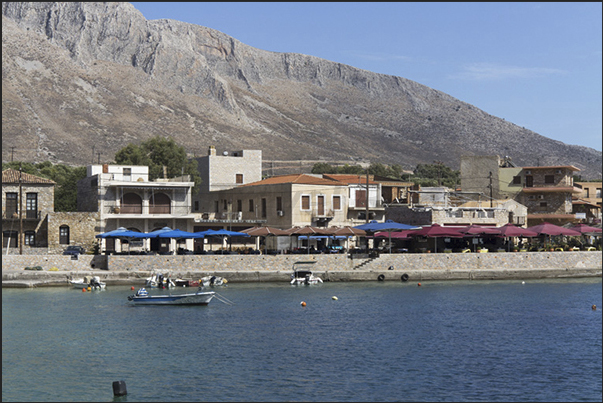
left=3, top=251, right=601, bottom=280
left=47, top=212, right=100, bottom=254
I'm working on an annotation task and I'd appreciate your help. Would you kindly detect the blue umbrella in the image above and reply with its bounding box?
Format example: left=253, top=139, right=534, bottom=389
left=153, top=229, right=204, bottom=239
left=145, top=226, right=174, bottom=237
left=353, top=220, right=420, bottom=253
left=95, top=227, right=148, bottom=239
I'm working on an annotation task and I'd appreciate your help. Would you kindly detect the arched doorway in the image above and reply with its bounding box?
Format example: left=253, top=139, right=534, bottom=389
left=149, top=193, right=171, bottom=214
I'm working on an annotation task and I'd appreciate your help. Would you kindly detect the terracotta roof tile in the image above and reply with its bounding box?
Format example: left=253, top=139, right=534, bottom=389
left=2, top=169, right=56, bottom=185
left=322, top=174, right=377, bottom=185
left=240, top=174, right=344, bottom=187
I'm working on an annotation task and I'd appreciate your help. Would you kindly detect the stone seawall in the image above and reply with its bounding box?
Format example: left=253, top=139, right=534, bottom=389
left=2, top=251, right=601, bottom=287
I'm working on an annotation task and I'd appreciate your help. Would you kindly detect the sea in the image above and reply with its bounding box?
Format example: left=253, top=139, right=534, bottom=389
left=2, top=278, right=602, bottom=402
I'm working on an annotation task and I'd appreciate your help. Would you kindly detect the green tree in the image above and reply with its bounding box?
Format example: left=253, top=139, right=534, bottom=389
left=410, top=162, right=460, bottom=188
left=114, top=136, right=201, bottom=191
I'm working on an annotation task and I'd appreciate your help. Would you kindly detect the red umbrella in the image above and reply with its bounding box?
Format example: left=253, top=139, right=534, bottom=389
left=458, top=225, right=500, bottom=236
left=495, top=223, right=538, bottom=251
left=526, top=222, right=581, bottom=236
left=495, top=223, right=538, bottom=238
left=412, top=224, right=465, bottom=238
left=568, top=223, right=602, bottom=235
left=409, top=224, right=464, bottom=253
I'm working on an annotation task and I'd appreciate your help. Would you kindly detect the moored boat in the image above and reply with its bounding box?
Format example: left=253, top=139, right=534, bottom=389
left=70, top=275, right=106, bottom=290
left=127, top=287, right=215, bottom=305
left=290, top=261, right=323, bottom=285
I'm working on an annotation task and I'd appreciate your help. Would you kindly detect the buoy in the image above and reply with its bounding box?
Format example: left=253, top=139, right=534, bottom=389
left=522, top=281, right=525, bottom=285
left=300, top=301, right=306, bottom=307
left=332, top=296, right=338, bottom=300
left=87, top=286, right=92, bottom=291
left=131, top=286, right=135, bottom=290
left=417, top=283, right=421, bottom=287
left=82, top=288, right=86, bottom=292
left=593, top=305, right=597, bottom=310
left=112, top=380, right=127, bottom=396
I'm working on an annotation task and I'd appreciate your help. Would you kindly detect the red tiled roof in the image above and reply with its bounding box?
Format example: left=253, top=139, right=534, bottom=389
left=322, top=174, right=377, bottom=185
left=522, top=165, right=580, bottom=171
left=2, top=169, right=55, bottom=185
left=239, top=174, right=344, bottom=187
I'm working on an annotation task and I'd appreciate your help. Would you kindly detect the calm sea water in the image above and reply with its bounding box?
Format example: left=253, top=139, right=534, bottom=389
left=2, top=278, right=602, bottom=402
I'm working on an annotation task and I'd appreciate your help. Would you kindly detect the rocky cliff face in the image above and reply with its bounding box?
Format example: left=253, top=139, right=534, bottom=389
left=2, top=2, right=601, bottom=178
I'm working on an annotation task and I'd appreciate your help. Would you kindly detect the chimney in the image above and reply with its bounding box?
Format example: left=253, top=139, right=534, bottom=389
left=208, top=145, right=216, bottom=156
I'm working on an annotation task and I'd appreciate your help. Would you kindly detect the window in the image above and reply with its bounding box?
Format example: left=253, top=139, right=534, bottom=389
left=235, top=174, right=243, bottom=184
left=26, top=193, right=38, bottom=219
left=223, top=200, right=228, bottom=211
left=5, top=193, right=17, bottom=216
left=317, top=195, right=325, bottom=216
left=123, top=168, right=131, bottom=181
left=585, top=189, right=590, bottom=198
left=355, top=189, right=367, bottom=207
left=149, top=193, right=170, bottom=214
left=261, top=198, right=267, bottom=218
left=596, top=188, right=602, bottom=198
left=24, top=231, right=35, bottom=246
left=214, top=200, right=219, bottom=213
left=333, top=195, right=341, bottom=210
left=59, top=226, right=70, bottom=245
left=540, top=202, right=547, bottom=208
left=121, top=193, right=143, bottom=214
left=237, top=200, right=242, bottom=212
left=545, top=175, right=554, bottom=184
left=525, top=176, right=533, bottom=188
left=512, top=176, right=521, bottom=185
left=301, top=195, right=310, bottom=210
left=276, top=197, right=282, bottom=211
left=249, top=199, right=254, bottom=212
left=194, top=201, right=199, bottom=211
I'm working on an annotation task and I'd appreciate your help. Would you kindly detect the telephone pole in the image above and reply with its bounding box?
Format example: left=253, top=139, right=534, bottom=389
left=19, top=167, right=23, bottom=255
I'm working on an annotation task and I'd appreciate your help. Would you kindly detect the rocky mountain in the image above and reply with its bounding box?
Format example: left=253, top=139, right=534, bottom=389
left=2, top=2, right=601, bottom=179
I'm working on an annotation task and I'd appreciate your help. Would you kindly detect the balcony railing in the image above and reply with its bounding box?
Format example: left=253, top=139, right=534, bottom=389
left=2, top=210, right=41, bottom=220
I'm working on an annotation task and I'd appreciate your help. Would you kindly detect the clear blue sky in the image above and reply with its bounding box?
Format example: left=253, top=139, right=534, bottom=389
left=130, top=2, right=602, bottom=152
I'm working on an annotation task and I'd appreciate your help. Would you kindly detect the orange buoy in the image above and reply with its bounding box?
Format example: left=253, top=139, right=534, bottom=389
left=300, top=301, right=307, bottom=307
left=131, top=286, right=135, bottom=290
left=82, top=288, right=87, bottom=292
left=417, top=283, right=422, bottom=287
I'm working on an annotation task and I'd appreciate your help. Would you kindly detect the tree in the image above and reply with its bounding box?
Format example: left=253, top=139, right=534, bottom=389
left=114, top=136, right=201, bottom=190
left=410, top=162, right=460, bottom=188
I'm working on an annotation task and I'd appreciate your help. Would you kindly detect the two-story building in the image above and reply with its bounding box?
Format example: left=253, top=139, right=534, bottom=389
left=573, top=181, right=602, bottom=223
left=2, top=169, right=55, bottom=253
left=77, top=164, right=196, bottom=253
left=460, top=155, right=582, bottom=226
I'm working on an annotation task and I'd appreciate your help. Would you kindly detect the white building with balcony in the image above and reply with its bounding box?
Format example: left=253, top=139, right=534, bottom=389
left=77, top=164, right=196, bottom=252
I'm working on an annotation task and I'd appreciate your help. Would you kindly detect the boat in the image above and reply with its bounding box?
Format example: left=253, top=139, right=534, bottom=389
left=127, top=287, right=215, bottom=305
left=290, top=261, right=323, bottom=285
left=201, top=275, right=227, bottom=287
left=70, top=275, right=106, bottom=290
left=145, top=272, right=175, bottom=288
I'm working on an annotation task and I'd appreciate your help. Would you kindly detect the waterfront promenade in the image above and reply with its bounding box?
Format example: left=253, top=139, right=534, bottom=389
left=2, top=251, right=601, bottom=287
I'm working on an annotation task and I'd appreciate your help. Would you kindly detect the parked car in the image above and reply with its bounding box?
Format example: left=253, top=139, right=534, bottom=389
left=63, top=245, right=86, bottom=256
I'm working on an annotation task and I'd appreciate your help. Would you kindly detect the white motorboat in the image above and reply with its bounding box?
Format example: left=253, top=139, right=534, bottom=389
left=145, top=272, right=175, bottom=288
left=127, top=288, right=215, bottom=305
left=70, top=275, right=106, bottom=290
left=290, top=261, right=323, bottom=285
left=201, top=275, right=227, bottom=287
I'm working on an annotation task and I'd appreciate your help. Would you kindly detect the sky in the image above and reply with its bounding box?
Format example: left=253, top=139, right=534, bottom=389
left=130, top=2, right=602, bottom=152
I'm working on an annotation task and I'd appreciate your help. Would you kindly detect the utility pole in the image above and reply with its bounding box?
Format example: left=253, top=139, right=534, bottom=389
left=365, top=167, right=369, bottom=223
left=11, top=147, right=15, bottom=162
left=488, top=171, right=493, bottom=208
left=19, top=167, right=23, bottom=255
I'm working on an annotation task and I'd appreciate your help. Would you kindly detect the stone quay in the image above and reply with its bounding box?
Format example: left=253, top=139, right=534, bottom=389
left=2, top=251, right=601, bottom=288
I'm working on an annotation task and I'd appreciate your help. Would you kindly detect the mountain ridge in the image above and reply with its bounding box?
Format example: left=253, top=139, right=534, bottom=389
left=2, top=2, right=601, bottom=179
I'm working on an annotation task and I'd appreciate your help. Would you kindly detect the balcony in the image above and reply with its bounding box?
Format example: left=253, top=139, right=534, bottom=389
left=2, top=210, right=42, bottom=220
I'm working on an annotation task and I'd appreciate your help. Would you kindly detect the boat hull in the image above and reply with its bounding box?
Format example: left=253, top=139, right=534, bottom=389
left=128, top=291, right=215, bottom=305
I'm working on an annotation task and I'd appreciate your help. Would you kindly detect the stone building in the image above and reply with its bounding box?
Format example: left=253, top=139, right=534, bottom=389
left=2, top=169, right=55, bottom=254
left=573, top=181, right=602, bottom=223
left=460, top=155, right=582, bottom=226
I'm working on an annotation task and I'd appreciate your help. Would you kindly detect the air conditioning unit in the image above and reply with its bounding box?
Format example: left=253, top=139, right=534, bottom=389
left=277, top=210, right=284, bottom=217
